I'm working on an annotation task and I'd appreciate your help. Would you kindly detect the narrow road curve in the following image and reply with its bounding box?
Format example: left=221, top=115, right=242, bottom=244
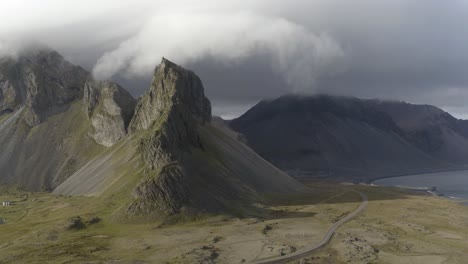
left=253, top=189, right=368, bottom=264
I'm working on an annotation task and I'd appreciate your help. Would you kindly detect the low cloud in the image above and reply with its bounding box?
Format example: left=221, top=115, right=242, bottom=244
left=92, top=12, right=344, bottom=92
left=0, top=40, right=19, bottom=59
left=2, top=1, right=468, bottom=118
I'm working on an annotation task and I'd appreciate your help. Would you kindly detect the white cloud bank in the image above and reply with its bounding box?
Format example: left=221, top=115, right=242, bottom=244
left=92, top=12, right=344, bottom=91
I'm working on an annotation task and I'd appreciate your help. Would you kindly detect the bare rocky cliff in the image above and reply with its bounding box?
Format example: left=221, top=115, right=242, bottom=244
left=50, top=57, right=303, bottom=219
left=22, top=53, right=88, bottom=125
left=83, top=80, right=136, bottom=147
left=0, top=74, right=19, bottom=114
left=127, top=58, right=212, bottom=215
left=129, top=58, right=211, bottom=132
left=125, top=58, right=302, bottom=217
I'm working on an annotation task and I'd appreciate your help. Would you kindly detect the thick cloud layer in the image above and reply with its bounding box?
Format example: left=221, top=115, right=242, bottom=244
left=1, top=0, right=468, bottom=118
left=92, top=12, right=343, bottom=93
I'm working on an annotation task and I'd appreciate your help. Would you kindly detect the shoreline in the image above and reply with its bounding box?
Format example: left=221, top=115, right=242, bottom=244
left=369, top=171, right=468, bottom=206
left=366, top=167, right=468, bottom=184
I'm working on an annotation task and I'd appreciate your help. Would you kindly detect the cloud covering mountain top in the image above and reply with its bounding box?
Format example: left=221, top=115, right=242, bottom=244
left=2, top=0, right=468, bottom=118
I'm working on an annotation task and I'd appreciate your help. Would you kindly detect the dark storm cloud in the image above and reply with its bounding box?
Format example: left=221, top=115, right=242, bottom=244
left=2, top=0, right=468, bottom=118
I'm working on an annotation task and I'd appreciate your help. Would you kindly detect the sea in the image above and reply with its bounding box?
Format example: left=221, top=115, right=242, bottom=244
left=373, top=170, right=468, bottom=205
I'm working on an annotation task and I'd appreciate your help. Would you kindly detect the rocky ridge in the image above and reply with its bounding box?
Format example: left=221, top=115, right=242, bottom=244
left=0, top=50, right=303, bottom=218
left=0, top=49, right=89, bottom=126
left=50, top=57, right=302, bottom=218
left=127, top=58, right=212, bottom=216
left=83, top=80, right=136, bottom=147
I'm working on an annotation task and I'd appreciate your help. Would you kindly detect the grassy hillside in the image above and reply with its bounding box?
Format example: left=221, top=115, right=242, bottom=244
left=0, top=103, right=105, bottom=190
left=52, top=119, right=305, bottom=221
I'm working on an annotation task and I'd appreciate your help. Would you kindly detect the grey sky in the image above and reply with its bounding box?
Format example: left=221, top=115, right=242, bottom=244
left=1, top=0, right=468, bottom=118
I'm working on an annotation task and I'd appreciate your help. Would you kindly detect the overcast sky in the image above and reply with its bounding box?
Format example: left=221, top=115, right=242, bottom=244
left=1, top=0, right=468, bottom=119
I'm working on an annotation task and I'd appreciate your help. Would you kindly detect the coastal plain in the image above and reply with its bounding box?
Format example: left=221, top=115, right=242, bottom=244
left=1, top=183, right=467, bottom=264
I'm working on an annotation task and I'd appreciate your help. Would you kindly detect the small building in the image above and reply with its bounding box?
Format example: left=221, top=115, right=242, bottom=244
left=2, top=201, right=11, bottom=206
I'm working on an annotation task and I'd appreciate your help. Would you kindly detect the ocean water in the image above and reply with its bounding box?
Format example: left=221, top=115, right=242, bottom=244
left=374, top=170, right=468, bottom=204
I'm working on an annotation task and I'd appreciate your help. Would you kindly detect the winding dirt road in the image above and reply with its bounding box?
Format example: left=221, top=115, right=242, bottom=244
left=253, top=190, right=368, bottom=264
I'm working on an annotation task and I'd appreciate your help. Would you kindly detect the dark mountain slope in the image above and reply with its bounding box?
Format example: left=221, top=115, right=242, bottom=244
left=370, top=100, right=468, bottom=164
left=230, top=95, right=466, bottom=180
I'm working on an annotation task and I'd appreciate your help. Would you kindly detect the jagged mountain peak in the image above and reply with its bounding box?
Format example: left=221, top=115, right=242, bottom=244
left=159, top=57, right=178, bottom=69
left=127, top=59, right=213, bottom=215
left=124, top=58, right=301, bottom=217
left=0, top=52, right=303, bottom=219
left=0, top=47, right=90, bottom=126
left=129, top=58, right=211, bottom=132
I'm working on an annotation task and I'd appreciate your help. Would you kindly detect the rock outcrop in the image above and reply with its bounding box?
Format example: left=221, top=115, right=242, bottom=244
left=128, top=164, right=189, bottom=215
left=0, top=73, right=18, bottom=114
left=0, top=48, right=89, bottom=126
left=21, top=50, right=89, bottom=126
left=0, top=58, right=24, bottom=114
left=83, top=80, right=136, bottom=147
left=129, top=58, right=211, bottom=132
left=128, top=58, right=211, bottom=216
left=124, top=58, right=302, bottom=218
left=0, top=50, right=303, bottom=217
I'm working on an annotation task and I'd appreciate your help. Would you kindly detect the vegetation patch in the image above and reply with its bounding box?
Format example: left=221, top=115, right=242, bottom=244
left=65, top=216, right=86, bottom=230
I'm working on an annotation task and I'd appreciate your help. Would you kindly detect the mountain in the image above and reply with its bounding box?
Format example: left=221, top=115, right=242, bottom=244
left=370, top=101, right=468, bottom=164
left=230, top=95, right=468, bottom=180
left=0, top=49, right=89, bottom=126
left=0, top=49, right=303, bottom=218
left=0, top=49, right=99, bottom=190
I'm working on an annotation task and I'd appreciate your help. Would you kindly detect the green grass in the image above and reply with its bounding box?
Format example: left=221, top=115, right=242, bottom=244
left=3, top=182, right=465, bottom=263
left=0, top=112, right=12, bottom=124
left=263, top=182, right=361, bottom=206
left=0, top=184, right=152, bottom=263
left=0, top=183, right=240, bottom=263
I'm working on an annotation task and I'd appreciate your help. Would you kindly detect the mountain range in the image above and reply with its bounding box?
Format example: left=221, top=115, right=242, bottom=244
left=230, top=95, right=468, bottom=181
left=2, top=47, right=468, bottom=218
left=0, top=49, right=303, bottom=219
